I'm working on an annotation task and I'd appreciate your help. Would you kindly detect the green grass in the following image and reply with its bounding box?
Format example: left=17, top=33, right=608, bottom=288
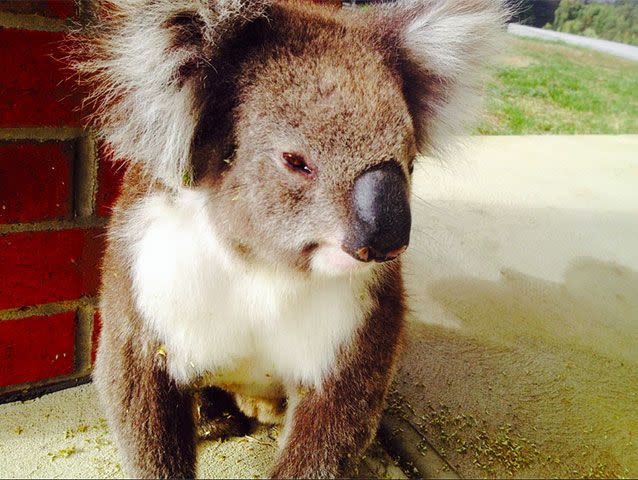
left=476, top=36, right=638, bottom=135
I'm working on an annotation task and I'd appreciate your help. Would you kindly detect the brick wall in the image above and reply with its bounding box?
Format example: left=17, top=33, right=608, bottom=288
left=0, top=0, right=124, bottom=402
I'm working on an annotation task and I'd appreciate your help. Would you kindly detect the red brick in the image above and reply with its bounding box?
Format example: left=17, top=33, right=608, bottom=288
left=46, top=0, right=77, bottom=18
left=91, top=311, right=101, bottom=365
left=0, top=142, right=73, bottom=224
left=0, top=228, right=105, bottom=310
left=0, top=1, right=76, bottom=18
left=0, top=311, right=75, bottom=387
left=0, top=28, right=83, bottom=127
left=96, top=145, right=125, bottom=217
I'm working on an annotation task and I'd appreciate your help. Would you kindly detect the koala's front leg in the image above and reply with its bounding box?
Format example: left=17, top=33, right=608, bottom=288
left=271, top=278, right=405, bottom=478
left=93, top=330, right=195, bottom=479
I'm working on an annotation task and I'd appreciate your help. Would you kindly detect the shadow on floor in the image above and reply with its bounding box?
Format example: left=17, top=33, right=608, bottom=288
left=391, top=257, right=638, bottom=478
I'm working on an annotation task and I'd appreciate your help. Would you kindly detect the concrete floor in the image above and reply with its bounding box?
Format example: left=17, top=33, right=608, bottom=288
left=1, top=135, right=636, bottom=478
left=0, top=384, right=405, bottom=478
left=398, top=135, right=638, bottom=478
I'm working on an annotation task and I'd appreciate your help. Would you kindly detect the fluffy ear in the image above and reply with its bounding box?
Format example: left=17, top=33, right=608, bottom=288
left=382, top=0, right=510, bottom=157
left=74, top=0, right=271, bottom=188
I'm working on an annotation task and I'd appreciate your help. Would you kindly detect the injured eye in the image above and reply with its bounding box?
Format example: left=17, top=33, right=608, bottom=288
left=283, top=152, right=314, bottom=177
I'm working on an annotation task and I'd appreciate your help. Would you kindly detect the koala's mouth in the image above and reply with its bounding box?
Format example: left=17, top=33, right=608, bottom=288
left=305, top=240, right=407, bottom=277
left=351, top=245, right=408, bottom=263
left=307, top=242, right=369, bottom=276
left=301, top=242, right=320, bottom=257
left=295, top=162, right=411, bottom=276
left=292, top=242, right=319, bottom=272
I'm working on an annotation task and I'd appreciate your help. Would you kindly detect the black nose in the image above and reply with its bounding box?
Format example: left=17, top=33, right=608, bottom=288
left=343, top=162, right=411, bottom=263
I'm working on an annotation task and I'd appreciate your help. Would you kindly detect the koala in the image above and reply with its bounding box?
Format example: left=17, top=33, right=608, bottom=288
left=75, top=0, right=507, bottom=477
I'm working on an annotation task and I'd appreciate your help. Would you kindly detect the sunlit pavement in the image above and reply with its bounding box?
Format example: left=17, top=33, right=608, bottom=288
left=1, top=136, right=636, bottom=478
left=395, top=135, right=638, bottom=478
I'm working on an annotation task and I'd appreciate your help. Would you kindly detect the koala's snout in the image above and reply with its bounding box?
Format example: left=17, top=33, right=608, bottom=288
left=343, top=162, right=411, bottom=263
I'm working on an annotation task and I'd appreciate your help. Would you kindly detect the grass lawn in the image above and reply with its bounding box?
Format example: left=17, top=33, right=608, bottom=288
left=476, top=35, right=638, bottom=135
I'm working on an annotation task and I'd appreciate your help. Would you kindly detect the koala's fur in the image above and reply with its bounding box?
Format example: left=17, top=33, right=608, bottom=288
left=75, top=0, right=508, bottom=477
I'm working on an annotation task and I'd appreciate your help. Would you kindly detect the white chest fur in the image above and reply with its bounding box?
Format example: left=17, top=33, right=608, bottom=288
left=127, top=189, right=373, bottom=390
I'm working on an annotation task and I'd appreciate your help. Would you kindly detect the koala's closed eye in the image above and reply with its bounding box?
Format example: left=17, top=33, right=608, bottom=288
left=283, top=152, right=314, bottom=177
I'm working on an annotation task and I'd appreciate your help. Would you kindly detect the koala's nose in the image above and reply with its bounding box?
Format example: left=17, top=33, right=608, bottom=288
left=343, top=162, right=411, bottom=263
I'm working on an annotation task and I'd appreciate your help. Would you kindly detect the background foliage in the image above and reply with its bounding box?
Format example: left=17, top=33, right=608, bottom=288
left=545, top=0, right=638, bottom=46
left=477, top=36, right=638, bottom=135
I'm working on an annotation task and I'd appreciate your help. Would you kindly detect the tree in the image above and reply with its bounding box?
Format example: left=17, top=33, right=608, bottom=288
left=547, top=0, right=638, bottom=46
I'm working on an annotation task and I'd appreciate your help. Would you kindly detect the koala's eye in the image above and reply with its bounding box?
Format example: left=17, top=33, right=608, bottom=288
left=283, top=152, right=313, bottom=176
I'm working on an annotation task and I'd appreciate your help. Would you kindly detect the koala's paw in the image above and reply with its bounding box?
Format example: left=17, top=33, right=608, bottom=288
left=234, top=394, right=286, bottom=425
left=194, top=387, right=251, bottom=441
left=197, top=412, right=250, bottom=440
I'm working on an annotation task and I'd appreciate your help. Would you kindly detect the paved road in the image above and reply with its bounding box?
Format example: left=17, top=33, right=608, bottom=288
left=508, top=23, right=638, bottom=62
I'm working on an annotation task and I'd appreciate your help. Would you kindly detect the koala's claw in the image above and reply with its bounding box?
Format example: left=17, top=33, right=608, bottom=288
left=196, top=413, right=250, bottom=441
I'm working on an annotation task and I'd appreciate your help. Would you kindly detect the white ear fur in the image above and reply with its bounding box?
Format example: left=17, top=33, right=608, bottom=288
left=75, top=0, right=270, bottom=189
left=397, top=0, right=510, bottom=156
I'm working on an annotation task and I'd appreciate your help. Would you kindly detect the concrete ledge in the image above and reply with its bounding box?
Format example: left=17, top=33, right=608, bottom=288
left=379, top=413, right=458, bottom=479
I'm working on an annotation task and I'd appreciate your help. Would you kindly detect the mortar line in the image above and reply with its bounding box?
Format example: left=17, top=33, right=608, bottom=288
left=0, top=216, right=107, bottom=234
left=74, top=304, right=96, bottom=375
left=0, top=11, right=68, bottom=32
left=0, top=127, right=86, bottom=141
left=74, top=133, right=98, bottom=218
left=0, top=297, right=98, bottom=322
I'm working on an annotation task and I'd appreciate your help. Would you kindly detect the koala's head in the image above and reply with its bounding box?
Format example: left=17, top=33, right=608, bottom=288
left=79, top=0, right=507, bottom=276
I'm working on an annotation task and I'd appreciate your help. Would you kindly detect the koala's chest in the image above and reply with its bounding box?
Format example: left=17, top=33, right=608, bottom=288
left=129, top=201, right=370, bottom=389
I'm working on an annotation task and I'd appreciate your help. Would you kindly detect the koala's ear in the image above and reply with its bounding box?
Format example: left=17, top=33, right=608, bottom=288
left=380, top=0, right=509, bottom=157
left=74, top=0, right=271, bottom=188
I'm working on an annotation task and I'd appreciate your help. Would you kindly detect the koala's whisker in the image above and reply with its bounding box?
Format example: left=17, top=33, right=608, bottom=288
left=412, top=193, right=446, bottom=214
